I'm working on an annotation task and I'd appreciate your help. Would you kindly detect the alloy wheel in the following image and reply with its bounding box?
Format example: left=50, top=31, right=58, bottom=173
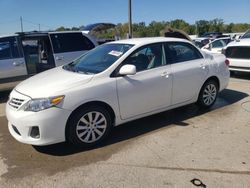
left=76, top=111, right=107, bottom=143
left=202, top=83, right=217, bottom=106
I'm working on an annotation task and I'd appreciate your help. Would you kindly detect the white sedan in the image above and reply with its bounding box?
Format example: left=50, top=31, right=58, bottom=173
left=6, top=37, right=230, bottom=146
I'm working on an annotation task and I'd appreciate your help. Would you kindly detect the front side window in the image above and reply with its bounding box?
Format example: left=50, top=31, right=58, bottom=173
left=122, top=43, right=165, bottom=72
left=164, top=42, right=203, bottom=64
left=63, top=43, right=133, bottom=74
left=0, top=37, right=21, bottom=60
left=50, top=33, right=95, bottom=53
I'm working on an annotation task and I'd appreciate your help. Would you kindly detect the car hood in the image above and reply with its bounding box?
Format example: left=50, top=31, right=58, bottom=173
left=15, top=67, right=94, bottom=98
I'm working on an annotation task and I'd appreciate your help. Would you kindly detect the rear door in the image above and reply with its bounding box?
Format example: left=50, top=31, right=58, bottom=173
left=0, top=36, right=27, bottom=80
left=165, top=42, right=208, bottom=105
left=49, top=32, right=96, bottom=66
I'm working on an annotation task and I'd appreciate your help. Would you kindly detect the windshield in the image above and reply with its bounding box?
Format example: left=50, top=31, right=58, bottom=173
left=241, top=31, right=250, bottom=39
left=63, top=43, right=133, bottom=74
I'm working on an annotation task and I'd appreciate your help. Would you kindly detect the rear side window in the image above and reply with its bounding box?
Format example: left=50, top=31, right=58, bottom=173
left=50, top=33, right=95, bottom=53
left=0, top=37, right=21, bottom=60
left=164, top=42, right=203, bottom=64
left=211, top=40, right=226, bottom=48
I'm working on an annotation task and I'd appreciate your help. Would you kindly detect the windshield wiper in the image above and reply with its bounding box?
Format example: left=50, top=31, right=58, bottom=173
left=75, top=70, right=94, bottom=75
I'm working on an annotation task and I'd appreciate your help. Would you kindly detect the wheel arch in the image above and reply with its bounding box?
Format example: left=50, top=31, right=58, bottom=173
left=204, top=76, right=220, bottom=90
left=65, top=101, right=116, bottom=140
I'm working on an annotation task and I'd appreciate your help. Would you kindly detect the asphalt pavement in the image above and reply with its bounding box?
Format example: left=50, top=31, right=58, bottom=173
left=0, top=75, right=249, bottom=188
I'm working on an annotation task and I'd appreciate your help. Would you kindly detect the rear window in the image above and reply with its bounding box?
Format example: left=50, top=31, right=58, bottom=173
left=50, top=33, right=95, bottom=53
left=226, top=47, right=250, bottom=59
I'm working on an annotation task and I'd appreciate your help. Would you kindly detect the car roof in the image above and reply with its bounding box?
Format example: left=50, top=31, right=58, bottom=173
left=109, top=37, right=190, bottom=46
left=0, top=34, right=18, bottom=39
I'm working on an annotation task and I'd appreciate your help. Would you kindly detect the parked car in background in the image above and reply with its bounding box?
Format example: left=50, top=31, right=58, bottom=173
left=193, top=37, right=210, bottom=48
left=240, top=29, right=250, bottom=39
left=6, top=37, right=230, bottom=146
left=201, top=37, right=232, bottom=54
left=224, top=38, right=250, bottom=73
left=0, top=31, right=97, bottom=91
left=201, top=32, right=230, bottom=40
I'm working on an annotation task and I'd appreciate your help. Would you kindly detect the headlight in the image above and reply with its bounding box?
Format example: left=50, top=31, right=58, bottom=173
left=24, top=95, right=64, bottom=112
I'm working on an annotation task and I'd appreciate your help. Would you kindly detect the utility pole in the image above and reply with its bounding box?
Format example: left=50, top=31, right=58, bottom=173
left=128, top=0, right=132, bottom=38
left=20, top=16, right=23, bottom=32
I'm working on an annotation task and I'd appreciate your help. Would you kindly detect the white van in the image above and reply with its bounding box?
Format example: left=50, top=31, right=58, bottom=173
left=0, top=31, right=97, bottom=91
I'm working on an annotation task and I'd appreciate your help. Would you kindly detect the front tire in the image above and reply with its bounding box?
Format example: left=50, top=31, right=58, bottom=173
left=197, top=80, right=218, bottom=109
left=67, top=105, right=112, bottom=147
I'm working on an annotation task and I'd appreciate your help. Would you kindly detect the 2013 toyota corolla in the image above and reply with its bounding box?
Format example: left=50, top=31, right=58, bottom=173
left=6, top=37, right=230, bottom=146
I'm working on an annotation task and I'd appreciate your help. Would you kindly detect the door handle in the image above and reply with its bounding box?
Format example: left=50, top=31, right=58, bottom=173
left=13, top=61, right=24, bottom=66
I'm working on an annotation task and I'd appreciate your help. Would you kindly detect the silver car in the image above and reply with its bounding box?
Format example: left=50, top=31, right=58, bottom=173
left=0, top=31, right=97, bottom=91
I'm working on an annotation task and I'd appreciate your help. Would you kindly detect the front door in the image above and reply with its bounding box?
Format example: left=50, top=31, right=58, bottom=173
left=116, top=43, right=172, bottom=120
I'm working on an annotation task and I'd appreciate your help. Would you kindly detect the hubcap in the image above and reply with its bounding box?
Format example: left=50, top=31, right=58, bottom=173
left=202, top=84, right=217, bottom=106
left=76, top=111, right=107, bottom=143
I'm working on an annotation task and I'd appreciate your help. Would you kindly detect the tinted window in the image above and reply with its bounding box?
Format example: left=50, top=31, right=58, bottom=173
left=164, top=42, right=203, bottom=64
left=122, top=43, right=165, bottom=72
left=0, top=37, right=21, bottom=60
left=226, top=47, right=250, bottom=59
left=50, top=33, right=95, bottom=53
left=211, top=40, right=226, bottom=48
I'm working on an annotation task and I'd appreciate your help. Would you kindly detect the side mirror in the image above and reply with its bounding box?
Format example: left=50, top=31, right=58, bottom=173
left=119, top=64, right=136, bottom=76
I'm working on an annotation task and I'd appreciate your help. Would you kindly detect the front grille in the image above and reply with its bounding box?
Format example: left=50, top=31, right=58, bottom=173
left=9, top=98, right=25, bottom=109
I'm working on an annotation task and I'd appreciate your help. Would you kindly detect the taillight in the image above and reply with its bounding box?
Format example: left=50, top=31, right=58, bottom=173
left=225, top=59, right=230, bottom=66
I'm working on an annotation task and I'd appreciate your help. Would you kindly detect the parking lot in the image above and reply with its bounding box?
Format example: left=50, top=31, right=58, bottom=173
left=0, top=75, right=249, bottom=187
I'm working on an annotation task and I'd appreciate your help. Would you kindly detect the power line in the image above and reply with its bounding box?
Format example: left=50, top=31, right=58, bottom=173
left=23, top=19, right=52, bottom=29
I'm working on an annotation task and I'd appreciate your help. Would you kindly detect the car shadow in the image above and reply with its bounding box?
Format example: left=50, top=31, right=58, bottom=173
left=0, top=90, right=11, bottom=103
left=33, top=88, right=249, bottom=156
left=231, top=72, right=250, bottom=80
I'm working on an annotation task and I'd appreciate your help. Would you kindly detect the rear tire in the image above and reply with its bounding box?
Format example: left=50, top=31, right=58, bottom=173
left=197, top=80, right=218, bottom=109
left=66, top=105, right=112, bottom=147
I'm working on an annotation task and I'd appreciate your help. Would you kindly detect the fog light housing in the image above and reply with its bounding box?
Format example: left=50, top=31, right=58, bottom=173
left=30, top=126, right=40, bottom=139
left=12, top=125, right=21, bottom=136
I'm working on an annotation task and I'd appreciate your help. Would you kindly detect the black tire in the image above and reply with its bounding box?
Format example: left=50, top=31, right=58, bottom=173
left=197, top=80, right=218, bottom=109
left=66, top=105, right=112, bottom=147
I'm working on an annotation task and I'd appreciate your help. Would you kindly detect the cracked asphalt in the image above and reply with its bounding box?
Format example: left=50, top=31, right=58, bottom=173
left=0, top=74, right=250, bottom=188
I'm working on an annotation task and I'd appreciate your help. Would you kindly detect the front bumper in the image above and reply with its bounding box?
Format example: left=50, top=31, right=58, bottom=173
left=6, top=103, right=72, bottom=146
